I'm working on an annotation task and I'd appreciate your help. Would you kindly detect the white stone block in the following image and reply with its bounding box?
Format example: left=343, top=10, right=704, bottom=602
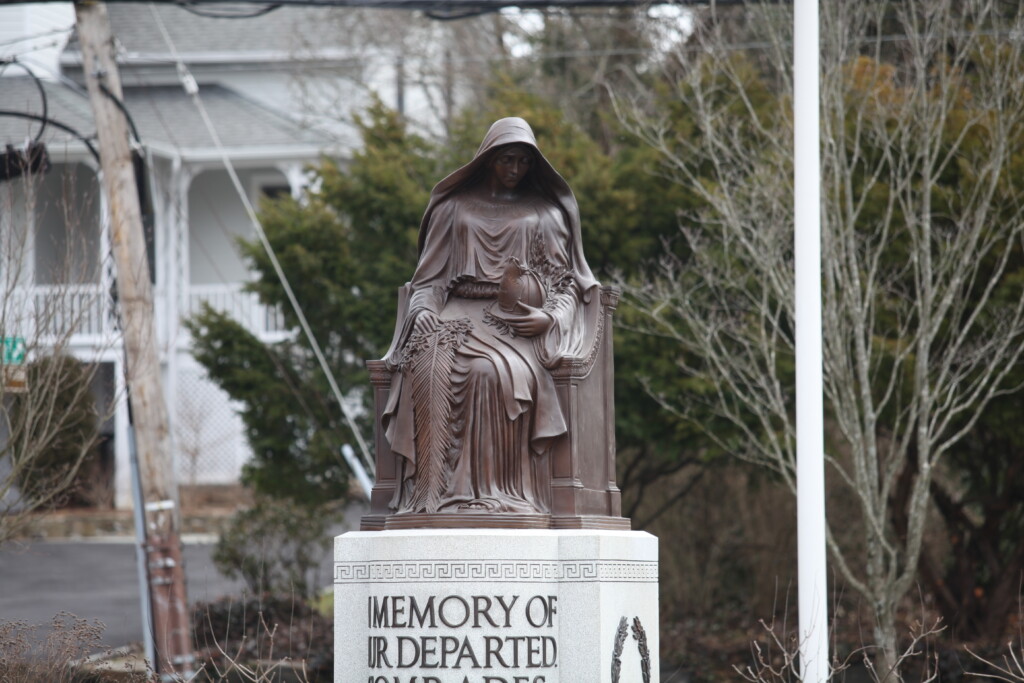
left=334, top=529, right=659, bottom=683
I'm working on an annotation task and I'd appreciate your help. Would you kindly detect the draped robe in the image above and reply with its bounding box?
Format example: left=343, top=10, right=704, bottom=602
left=382, top=117, right=598, bottom=516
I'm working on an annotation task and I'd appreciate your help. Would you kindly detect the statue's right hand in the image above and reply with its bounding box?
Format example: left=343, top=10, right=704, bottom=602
left=412, top=310, right=441, bottom=335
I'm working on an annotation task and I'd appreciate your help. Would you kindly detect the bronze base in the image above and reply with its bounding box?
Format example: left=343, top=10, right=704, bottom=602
left=359, top=513, right=630, bottom=531
left=384, top=512, right=552, bottom=529
left=550, top=515, right=631, bottom=530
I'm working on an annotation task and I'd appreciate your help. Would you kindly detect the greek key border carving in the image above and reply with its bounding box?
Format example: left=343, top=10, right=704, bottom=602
left=334, top=560, right=658, bottom=584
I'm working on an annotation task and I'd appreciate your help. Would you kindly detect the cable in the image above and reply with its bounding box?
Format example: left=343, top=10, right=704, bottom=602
left=128, top=72, right=351, bottom=486
left=0, top=37, right=69, bottom=61
left=0, top=110, right=100, bottom=162
left=173, top=2, right=283, bottom=18
left=0, top=59, right=48, bottom=142
left=0, top=24, right=75, bottom=50
left=98, top=82, right=142, bottom=144
left=9, top=57, right=93, bottom=99
left=425, top=7, right=498, bottom=20
left=142, top=0, right=739, bottom=8
left=148, top=2, right=377, bottom=483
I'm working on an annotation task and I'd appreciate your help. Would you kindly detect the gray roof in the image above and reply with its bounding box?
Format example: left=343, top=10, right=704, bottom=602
left=0, top=77, right=327, bottom=158
left=64, top=5, right=351, bottom=60
left=1, top=77, right=100, bottom=154
left=122, top=84, right=325, bottom=150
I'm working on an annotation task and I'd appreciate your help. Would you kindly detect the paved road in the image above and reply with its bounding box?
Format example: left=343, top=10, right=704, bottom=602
left=0, top=537, right=274, bottom=649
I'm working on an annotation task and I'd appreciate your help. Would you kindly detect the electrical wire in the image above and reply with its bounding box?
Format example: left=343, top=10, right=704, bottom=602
left=138, top=0, right=732, bottom=8
left=148, top=2, right=377, bottom=485
left=0, top=110, right=100, bottom=162
left=125, top=68, right=350, bottom=477
left=425, top=7, right=498, bottom=20
left=60, top=41, right=664, bottom=67
left=173, top=2, right=283, bottom=18
left=7, top=57, right=93, bottom=99
left=0, top=59, right=48, bottom=142
left=98, top=82, right=142, bottom=143
left=0, top=61, right=101, bottom=162
left=0, top=24, right=75, bottom=50
left=0, top=37, right=69, bottom=61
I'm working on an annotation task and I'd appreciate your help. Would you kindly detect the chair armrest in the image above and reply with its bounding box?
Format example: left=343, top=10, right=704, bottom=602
left=380, top=283, right=411, bottom=367
left=551, top=285, right=619, bottom=381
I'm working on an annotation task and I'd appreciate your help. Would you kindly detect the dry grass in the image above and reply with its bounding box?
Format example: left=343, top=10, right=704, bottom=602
left=0, top=612, right=149, bottom=683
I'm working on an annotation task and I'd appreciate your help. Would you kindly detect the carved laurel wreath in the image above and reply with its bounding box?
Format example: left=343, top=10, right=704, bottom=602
left=398, top=317, right=473, bottom=513
left=611, top=615, right=652, bottom=683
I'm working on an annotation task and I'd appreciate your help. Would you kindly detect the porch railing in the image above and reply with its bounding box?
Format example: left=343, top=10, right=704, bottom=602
left=185, top=283, right=288, bottom=339
left=14, top=282, right=288, bottom=345
left=26, top=284, right=110, bottom=340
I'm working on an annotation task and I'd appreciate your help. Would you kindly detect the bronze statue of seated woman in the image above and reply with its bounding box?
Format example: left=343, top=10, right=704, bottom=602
left=362, top=117, right=628, bottom=530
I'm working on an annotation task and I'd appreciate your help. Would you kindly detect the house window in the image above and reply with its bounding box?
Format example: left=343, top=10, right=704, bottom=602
left=249, top=171, right=292, bottom=204
left=32, top=163, right=102, bottom=285
left=260, top=184, right=292, bottom=200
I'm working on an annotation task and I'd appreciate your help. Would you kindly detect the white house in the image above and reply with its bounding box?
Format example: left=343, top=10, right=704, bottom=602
left=1, top=3, right=468, bottom=508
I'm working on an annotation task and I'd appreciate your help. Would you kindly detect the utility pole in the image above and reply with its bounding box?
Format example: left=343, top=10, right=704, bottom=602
left=73, top=2, right=192, bottom=677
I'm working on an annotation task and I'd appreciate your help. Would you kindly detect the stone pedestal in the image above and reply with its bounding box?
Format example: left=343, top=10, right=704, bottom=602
left=334, top=529, right=659, bottom=683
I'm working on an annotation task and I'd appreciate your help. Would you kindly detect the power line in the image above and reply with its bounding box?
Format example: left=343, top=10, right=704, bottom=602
left=110, top=23, right=363, bottom=492
left=4, top=57, right=92, bottom=99
left=0, top=59, right=48, bottom=142
left=0, top=111, right=100, bottom=161
left=0, top=24, right=74, bottom=50
left=0, top=59, right=102, bottom=162
left=0, top=36, right=68, bottom=61
left=148, top=2, right=377, bottom=487
left=1, top=0, right=730, bottom=9
left=174, top=1, right=282, bottom=18
left=98, top=82, right=142, bottom=143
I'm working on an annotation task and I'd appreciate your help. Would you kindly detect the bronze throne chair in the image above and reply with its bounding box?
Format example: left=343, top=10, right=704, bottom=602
left=361, top=284, right=629, bottom=530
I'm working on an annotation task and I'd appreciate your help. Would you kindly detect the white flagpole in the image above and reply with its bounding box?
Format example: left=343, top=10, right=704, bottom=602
left=794, top=0, right=829, bottom=681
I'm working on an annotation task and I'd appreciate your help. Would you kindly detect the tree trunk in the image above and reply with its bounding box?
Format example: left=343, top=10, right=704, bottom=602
left=873, top=610, right=900, bottom=682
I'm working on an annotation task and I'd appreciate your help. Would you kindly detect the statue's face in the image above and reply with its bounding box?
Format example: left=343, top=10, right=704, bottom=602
left=490, top=144, right=534, bottom=191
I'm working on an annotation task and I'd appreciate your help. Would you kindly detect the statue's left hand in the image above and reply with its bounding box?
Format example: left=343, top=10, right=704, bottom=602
left=500, top=302, right=553, bottom=337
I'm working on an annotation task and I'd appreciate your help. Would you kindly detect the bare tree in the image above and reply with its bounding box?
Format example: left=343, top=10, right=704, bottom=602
left=615, top=0, right=1024, bottom=676
left=1, top=164, right=110, bottom=545
left=290, top=7, right=663, bottom=145
left=288, top=8, right=504, bottom=140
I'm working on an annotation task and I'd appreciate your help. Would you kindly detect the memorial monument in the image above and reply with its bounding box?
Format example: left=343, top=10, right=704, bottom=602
left=336, top=118, right=659, bottom=682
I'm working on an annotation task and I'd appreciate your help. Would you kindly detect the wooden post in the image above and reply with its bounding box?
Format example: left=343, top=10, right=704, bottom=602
left=73, top=2, right=192, bottom=676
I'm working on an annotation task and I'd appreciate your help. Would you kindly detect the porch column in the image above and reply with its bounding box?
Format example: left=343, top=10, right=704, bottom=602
left=113, top=353, right=132, bottom=508
left=92, top=157, right=136, bottom=510
left=280, top=162, right=308, bottom=199
left=165, top=156, right=193, bottom=490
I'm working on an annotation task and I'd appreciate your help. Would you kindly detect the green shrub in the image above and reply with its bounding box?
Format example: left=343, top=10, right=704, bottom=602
left=8, top=354, right=103, bottom=509
left=212, top=498, right=340, bottom=600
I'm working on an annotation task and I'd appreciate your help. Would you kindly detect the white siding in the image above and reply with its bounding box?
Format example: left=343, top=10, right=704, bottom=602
left=0, top=3, right=75, bottom=78
left=187, top=167, right=287, bottom=285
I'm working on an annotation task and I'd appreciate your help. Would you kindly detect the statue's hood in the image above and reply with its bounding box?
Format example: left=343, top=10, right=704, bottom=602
left=416, top=117, right=597, bottom=295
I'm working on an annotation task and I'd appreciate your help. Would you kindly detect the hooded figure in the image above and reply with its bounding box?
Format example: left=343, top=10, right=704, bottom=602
left=383, top=117, right=599, bottom=516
